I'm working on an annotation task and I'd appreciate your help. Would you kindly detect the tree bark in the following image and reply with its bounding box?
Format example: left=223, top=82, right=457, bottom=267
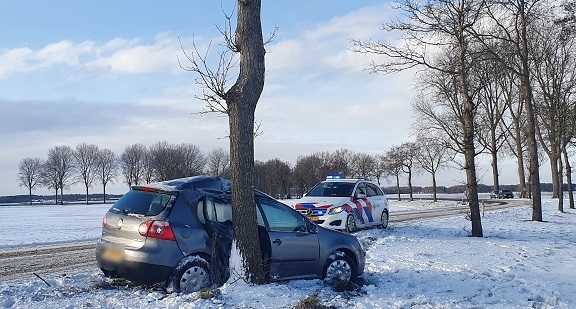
left=564, top=148, right=574, bottom=209
left=226, top=0, right=266, bottom=285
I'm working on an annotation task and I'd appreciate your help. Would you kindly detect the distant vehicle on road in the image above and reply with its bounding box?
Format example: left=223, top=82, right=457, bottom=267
left=490, top=189, right=514, bottom=199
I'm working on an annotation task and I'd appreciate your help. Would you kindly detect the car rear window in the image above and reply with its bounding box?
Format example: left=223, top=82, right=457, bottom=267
left=306, top=182, right=355, bottom=197
left=110, top=189, right=172, bottom=216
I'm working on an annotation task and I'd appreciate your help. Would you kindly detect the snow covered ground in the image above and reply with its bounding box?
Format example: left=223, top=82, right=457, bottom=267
left=1, top=196, right=575, bottom=308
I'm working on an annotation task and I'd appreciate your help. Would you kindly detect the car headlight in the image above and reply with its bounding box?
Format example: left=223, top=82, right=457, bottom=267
left=328, top=206, right=344, bottom=215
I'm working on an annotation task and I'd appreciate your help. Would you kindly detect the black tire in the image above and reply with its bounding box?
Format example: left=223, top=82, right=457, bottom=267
left=323, top=252, right=356, bottom=282
left=168, top=259, right=211, bottom=294
left=380, top=209, right=389, bottom=229
left=345, top=214, right=357, bottom=233
left=100, top=268, right=116, bottom=278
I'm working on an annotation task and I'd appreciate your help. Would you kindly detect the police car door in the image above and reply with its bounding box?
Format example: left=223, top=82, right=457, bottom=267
left=257, top=197, right=320, bottom=281
left=366, top=183, right=385, bottom=226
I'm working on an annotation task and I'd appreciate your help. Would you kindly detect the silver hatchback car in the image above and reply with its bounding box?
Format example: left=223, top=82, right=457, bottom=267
left=96, top=176, right=366, bottom=293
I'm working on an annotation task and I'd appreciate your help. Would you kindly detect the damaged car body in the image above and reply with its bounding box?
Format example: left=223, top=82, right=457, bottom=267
left=96, top=176, right=366, bottom=293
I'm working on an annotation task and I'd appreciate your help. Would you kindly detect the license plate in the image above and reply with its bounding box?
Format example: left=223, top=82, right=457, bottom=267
left=102, top=247, right=124, bottom=263
left=308, top=215, right=319, bottom=222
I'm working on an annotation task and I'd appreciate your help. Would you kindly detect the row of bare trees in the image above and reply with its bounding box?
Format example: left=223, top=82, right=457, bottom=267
left=17, top=142, right=231, bottom=205
left=18, top=140, right=455, bottom=206
left=352, top=0, right=576, bottom=237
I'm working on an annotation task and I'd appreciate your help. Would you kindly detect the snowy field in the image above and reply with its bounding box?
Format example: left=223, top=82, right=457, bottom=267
left=1, top=196, right=575, bottom=308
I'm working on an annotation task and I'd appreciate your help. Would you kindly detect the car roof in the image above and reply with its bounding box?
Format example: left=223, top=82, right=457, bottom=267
left=132, top=175, right=272, bottom=199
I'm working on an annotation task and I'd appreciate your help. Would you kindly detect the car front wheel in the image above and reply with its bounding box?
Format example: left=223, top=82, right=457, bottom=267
left=323, top=251, right=356, bottom=282
left=345, top=214, right=357, bottom=233
left=380, top=209, right=389, bottom=229
left=168, top=258, right=211, bottom=293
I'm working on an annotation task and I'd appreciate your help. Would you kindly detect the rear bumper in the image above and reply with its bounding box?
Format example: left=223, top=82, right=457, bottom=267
left=96, top=240, right=182, bottom=285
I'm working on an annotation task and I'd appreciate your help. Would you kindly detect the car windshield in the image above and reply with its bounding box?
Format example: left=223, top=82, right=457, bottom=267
left=110, top=189, right=172, bottom=216
left=306, top=182, right=355, bottom=197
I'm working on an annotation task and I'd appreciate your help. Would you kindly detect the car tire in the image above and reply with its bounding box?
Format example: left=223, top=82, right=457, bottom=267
left=345, top=214, right=357, bottom=233
left=168, top=258, right=211, bottom=294
left=323, top=251, right=356, bottom=282
left=380, top=209, right=389, bottom=229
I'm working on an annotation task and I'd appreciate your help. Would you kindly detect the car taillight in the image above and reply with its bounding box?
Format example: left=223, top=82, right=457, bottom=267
left=102, top=213, right=107, bottom=227
left=138, top=221, right=176, bottom=241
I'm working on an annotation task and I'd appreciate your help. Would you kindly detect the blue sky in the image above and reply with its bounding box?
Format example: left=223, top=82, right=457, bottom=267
left=0, top=1, right=525, bottom=196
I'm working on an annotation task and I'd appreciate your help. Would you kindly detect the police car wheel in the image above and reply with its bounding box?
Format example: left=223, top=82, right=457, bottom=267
left=380, top=210, right=389, bottom=229
left=345, top=214, right=356, bottom=233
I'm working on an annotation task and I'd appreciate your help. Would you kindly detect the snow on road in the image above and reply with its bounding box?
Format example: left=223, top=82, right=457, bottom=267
left=1, top=196, right=575, bottom=308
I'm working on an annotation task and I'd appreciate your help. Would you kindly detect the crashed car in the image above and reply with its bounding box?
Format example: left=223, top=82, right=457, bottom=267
left=96, top=176, right=365, bottom=293
left=294, top=176, right=389, bottom=233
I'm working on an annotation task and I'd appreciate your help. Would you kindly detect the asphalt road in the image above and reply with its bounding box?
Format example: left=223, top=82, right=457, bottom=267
left=0, top=198, right=525, bottom=282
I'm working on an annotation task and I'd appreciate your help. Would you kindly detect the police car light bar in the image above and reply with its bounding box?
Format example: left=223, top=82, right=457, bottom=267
left=326, top=174, right=343, bottom=180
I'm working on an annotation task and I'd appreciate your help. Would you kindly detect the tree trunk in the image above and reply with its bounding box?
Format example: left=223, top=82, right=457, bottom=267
left=549, top=155, right=560, bottom=199
left=513, top=120, right=527, bottom=198
left=85, top=185, right=90, bottom=205
left=408, top=169, right=413, bottom=202
left=226, top=0, right=266, bottom=285
left=491, top=149, right=499, bottom=191
left=59, top=187, right=64, bottom=205
left=395, top=175, right=401, bottom=201
left=28, top=187, right=32, bottom=205
left=564, top=148, right=574, bottom=209
left=103, top=182, right=107, bottom=204
left=558, top=153, right=564, bottom=213
left=457, top=16, right=482, bottom=237
left=432, top=172, right=437, bottom=202
left=519, top=4, right=542, bottom=221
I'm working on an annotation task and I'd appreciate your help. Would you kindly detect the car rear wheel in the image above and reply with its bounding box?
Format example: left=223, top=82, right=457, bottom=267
left=345, top=214, right=357, bottom=233
left=323, top=252, right=356, bottom=282
left=168, top=258, right=211, bottom=293
left=380, top=209, right=389, bottom=229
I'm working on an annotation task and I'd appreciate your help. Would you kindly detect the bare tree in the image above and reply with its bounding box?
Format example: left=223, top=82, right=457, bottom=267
left=120, top=143, right=147, bottom=188
left=40, top=162, right=60, bottom=205
left=180, top=0, right=268, bottom=283
left=97, top=148, right=118, bottom=204
left=475, top=56, right=510, bottom=191
left=74, top=143, right=100, bottom=205
left=399, top=142, right=420, bottom=201
left=384, top=146, right=405, bottom=201
left=531, top=9, right=576, bottom=212
left=352, top=0, right=486, bottom=236
left=351, top=152, right=377, bottom=181
left=206, top=147, right=230, bottom=177
left=292, top=152, right=331, bottom=196
left=482, top=0, right=545, bottom=221
left=44, top=145, right=76, bottom=205
left=415, top=136, right=453, bottom=202
left=372, top=154, right=388, bottom=185
left=149, top=141, right=205, bottom=181
left=17, top=157, right=43, bottom=205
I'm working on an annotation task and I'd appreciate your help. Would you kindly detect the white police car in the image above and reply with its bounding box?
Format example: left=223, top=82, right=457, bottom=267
left=294, top=176, right=389, bottom=233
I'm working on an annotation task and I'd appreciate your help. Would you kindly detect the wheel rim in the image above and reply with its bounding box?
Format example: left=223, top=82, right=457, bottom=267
left=179, top=265, right=210, bottom=293
left=325, top=259, right=352, bottom=281
left=381, top=210, right=389, bottom=229
left=346, top=215, right=356, bottom=233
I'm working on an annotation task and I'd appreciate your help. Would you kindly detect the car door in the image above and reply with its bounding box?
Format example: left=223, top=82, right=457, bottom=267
left=257, top=197, right=320, bottom=281
left=366, top=183, right=386, bottom=226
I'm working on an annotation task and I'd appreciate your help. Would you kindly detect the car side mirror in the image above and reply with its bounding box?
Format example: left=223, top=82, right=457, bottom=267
left=356, top=193, right=367, bottom=199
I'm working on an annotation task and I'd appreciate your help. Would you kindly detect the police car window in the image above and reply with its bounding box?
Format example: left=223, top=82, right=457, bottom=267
left=306, top=182, right=354, bottom=197
left=259, top=199, right=305, bottom=232
left=356, top=183, right=367, bottom=196
left=368, top=183, right=384, bottom=196
left=365, top=183, right=378, bottom=197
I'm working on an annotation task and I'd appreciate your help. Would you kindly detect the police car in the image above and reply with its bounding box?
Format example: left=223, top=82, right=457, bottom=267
left=294, top=176, right=389, bottom=233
